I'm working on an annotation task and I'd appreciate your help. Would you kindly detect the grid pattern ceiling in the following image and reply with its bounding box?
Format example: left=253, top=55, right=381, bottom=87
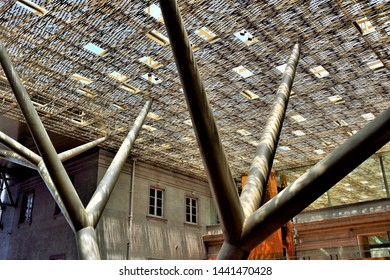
left=0, top=0, right=389, bottom=209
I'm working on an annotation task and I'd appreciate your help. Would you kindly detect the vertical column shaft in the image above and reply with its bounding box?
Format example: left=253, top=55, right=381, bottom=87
left=239, top=43, right=301, bottom=218
left=159, top=0, right=244, bottom=243
left=76, top=226, right=101, bottom=260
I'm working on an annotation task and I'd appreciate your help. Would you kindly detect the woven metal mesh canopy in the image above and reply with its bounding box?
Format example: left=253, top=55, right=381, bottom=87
left=0, top=0, right=389, bottom=209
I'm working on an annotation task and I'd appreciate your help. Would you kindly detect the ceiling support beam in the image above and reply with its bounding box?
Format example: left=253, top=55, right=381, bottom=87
left=37, top=161, right=75, bottom=232
left=159, top=0, right=245, bottom=244
left=86, top=99, right=152, bottom=228
left=240, top=42, right=301, bottom=219
left=241, top=107, right=390, bottom=252
left=0, top=131, right=41, bottom=166
left=218, top=42, right=301, bottom=260
left=0, top=40, right=151, bottom=259
left=159, top=0, right=390, bottom=260
left=0, top=41, right=88, bottom=231
left=58, top=136, right=108, bottom=162
left=0, top=148, right=37, bottom=169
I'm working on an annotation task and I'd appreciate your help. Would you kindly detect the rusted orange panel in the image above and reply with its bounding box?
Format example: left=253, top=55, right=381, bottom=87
left=244, top=170, right=284, bottom=260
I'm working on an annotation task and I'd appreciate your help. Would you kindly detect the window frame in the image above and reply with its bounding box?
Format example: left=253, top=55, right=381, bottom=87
left=185, top=196, right=198, bottom=225
left=19, top=191, right=35, bottom=224
left=148, top=186, right=164, bottom=218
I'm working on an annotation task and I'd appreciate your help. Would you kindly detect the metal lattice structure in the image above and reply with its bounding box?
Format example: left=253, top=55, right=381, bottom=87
left=0, top=0, right=389, bottom=210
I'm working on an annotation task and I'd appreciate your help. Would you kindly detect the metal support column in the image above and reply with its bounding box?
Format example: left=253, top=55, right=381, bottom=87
left=159, top=0, right=245, bottom=244
left=0, top=131, right=41, bottom=165
left=76, top=226, right=101, bottom=260
left=0, top=149, right=37, bottom=169
left=0, top=41, right=88, bottom=231
left=240, top=43, right=301, bottom=218
left=58, top=136, right=108, bottom=162
left=218, top=43, right=301, bottom=259
left=86, top=99, right=152, bottom=227
left=240, top=107, right=390, bottom=253
left=379, top=156, right=390, bottom=197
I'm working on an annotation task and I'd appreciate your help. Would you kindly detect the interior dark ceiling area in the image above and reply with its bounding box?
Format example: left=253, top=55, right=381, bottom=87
left=0, top=0, right=389, bottom=209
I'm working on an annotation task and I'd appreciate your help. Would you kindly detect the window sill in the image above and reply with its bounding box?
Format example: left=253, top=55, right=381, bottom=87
left=146, top=215, right=168, bottom=223
left=184, top=222, right=201, bottom=229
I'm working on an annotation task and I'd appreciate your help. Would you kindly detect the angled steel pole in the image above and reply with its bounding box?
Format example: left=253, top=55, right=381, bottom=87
left=0, top=149, right=37, bottom=169
left=37, top=162, right=75, bottom=232
left=0, top=131, right=41, bottom=165
left=379, top=156, right=389, bottom=197
left=86, top=99, right=152, bottom=227
left=240, top=43, right=301, bottom=218
left=218, top=43, right=301, bottom=260
left=159, top=0, right=245, bottom=245
left=0, top=41, right=88, bottom=231
left=240, top=107, right=390, bottom=253
left=58, top=136, right=108, bottom=162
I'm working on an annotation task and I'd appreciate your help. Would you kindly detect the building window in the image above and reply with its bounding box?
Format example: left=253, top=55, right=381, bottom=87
left=361, top=233, right=390, bottom=258
left=149, top=188, right=164, bottom=217
left=19, top=192, right=34, bottom=224
left=186, top=197, right=197, bottom=224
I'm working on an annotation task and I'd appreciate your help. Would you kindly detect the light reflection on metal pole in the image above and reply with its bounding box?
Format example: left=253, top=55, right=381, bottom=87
left=0, top=41, right=88, bottom=230
left=86, top=99, right=152, bottom=227
left=240, top=43, right=301, bottom=218
left=159, top=0, right=245, bottom=244
left=241, top=107, right=390, bottom=253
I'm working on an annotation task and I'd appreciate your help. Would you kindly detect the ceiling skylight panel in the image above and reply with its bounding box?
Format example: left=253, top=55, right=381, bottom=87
left=109, top=71, right=128, bottom=82
left=234, top=30, right=258, bottom=45
left=120, top=83, right=140, bottom=93
left=353, top=17, right=376, bottom=35
left=139, top=56, right=163, bottom=69
left=142, top=73, right=162, bottom=84
left=233, top=66, right=254, bottom=78
left=144, top=4, right=164, bottom=23
left=195, top=27, right=220, bottom=43
left=83, top=43, right=108, bottom=56
left=184, top=119, right=192, bottom=126
left=146, top=30, right=170, bottom=46
left=276, top=64, right=287, bottom=73
left=16, top=0, right=48, bottom=16
left=76, top=88, right=96, bottom=98
left=314, top=149, right=325, bottom=155
left=310, top=66, right=330, bottom=78
left=279, top=146, right=291, bottom=151
left=292, top=130, right=306, bottom=136
left=291, top=114, right=306, bottom=123
left=112, top=103, right=126, bottom=110
left=71, top=73, right=93, bottom=85
left=362, top=113, right=375, bottom=121
left=237, top=129, right=251, bottom=136
left=328, top=95, right=344, bottom=104
left=148, top=112, right=161, bottom=120
left=367, top=60, right=385, bottom=72
left=142, top=125, right=157, bottom=132
left=239, top=90, right=259, bottom=100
